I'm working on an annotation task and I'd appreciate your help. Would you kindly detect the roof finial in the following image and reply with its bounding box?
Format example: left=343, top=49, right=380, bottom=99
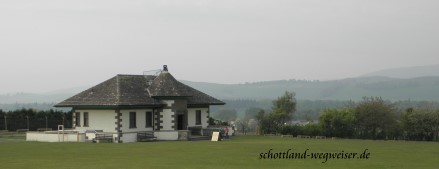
left=163, top=65, right=168, bottom=72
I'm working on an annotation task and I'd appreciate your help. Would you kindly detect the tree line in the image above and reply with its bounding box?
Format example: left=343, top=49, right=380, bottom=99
left=0, top=108, right=72, bottom=131
left=214, top=92, right=439, bottom=141
left=211, top=99, right=439, bottom=121
left=317, top=97, right=439, bottom=141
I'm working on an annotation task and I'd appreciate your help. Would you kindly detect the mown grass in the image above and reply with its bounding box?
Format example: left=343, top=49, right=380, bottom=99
left=0, top=136, right=437, bottom=169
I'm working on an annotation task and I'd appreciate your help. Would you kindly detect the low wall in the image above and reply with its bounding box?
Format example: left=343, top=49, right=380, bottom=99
left=26, top=132, right=86, bottom=142
left=154, top=131, right=178, bottom=140
left=178, top=130, right=190, bottom=141
left=27, top=131, right=186, bottom=143
left=120, top=131, right=181, bottom=142
left=121, top=133, right=137, bottom=143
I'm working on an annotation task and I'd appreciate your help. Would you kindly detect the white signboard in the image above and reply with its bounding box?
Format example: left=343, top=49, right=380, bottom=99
left=211, top=132, right=220, bottom=141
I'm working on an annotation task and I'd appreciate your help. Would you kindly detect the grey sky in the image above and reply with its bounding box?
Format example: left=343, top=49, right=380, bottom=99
left=1, top=0, right=438, bottom=94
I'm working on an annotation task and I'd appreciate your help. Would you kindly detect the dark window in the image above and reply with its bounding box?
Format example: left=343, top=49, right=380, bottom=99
left=75, top=112, right=80, bottom=127
left=129, top=112, right=136, bottom=128
left=83, top=112, right=89, bottom=127
left=196, top=110, right=201, bottom=125
left=145, top=111, right=153, bottom=127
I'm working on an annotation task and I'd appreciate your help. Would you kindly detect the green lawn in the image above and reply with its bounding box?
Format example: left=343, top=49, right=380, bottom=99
left=0, top=136, right=438, bottom=169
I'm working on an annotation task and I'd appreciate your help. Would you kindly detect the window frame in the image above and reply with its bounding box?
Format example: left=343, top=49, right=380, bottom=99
left=145, top=111, right=153, bottom=128
left=83, top=112, right=89, bottom=127
left=196, top=110, right=202, bottom=125
left=129, top=112, right=137, bottom=128
left=75, top=112, right=81, bottom=127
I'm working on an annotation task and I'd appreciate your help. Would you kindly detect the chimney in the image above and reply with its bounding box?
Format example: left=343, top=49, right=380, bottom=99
left=163, top=65, right=168, bottom=72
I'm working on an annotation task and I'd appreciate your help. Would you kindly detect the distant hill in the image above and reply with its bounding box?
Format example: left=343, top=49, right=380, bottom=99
left=181, top=76, right=439, bottom=101
left=0, top=93, right=72, bottom=104
left=361, top=64, right=439, bottom=79
left=43, top=86, right=90, bottom=95
left=1, top=76, right=439, bottom=105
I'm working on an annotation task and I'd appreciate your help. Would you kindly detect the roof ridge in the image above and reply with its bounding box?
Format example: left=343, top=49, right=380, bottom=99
left=148, top=71, right=194, bottom=97
left=117, top=74, right=143, bottom=76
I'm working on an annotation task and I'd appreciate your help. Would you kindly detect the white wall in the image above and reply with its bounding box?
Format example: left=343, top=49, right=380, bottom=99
left=26, top=132, right=86, bottom=142
left=120, top=109, right=154, bottom=132
left=75, top=110, right=116, bottom=132
left=162, top=100, right=175, bottom=107
left=187, top=108, right=209, bottom=128
left=120, top=133, right=137, bottom=143
left=160, top=100, right=175, bottom=130
left=154, top=131, right=178, bottom=140
left=161, top=109, right=175, bottom=130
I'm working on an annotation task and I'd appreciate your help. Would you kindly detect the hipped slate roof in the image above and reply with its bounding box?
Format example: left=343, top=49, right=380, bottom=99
left=148, top=71, right=194, bottom=97
left=55, top=71, right=225, bottom=108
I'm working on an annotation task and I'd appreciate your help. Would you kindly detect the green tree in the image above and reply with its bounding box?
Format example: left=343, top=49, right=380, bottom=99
left=272, top=91, right=297, bottom=124
left=354, top=97, right=396, bottom=139
left=401, top=109, right=439, bottom=141
left=259, top=113, right=283, bottom=134
left=258, top=91, right=297, bottom=134
left=319, top=108, right=355, bottom=138
left=255, top=109, right=265, bottom=123
left=254, top=109, right=265, bottom=135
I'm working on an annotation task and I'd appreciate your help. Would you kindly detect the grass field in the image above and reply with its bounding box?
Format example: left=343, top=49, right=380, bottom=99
left=0, top=136, right=438, bottom=169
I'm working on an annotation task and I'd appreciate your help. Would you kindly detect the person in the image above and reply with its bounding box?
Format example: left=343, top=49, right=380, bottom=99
left=224, top=126, right=229, bottom=139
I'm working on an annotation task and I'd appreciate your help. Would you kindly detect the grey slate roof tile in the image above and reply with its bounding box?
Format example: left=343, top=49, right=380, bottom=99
left=55, top=71, right=224, bottom=108
left=148, top=71, right=195, bottom=97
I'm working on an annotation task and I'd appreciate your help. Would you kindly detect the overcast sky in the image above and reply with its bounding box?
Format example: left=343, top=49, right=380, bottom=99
left=1, top=0, right=438, bottom=94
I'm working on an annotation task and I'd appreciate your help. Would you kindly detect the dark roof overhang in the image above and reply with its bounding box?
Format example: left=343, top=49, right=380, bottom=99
left=187, top=102, right=226, bottom=108
left=55, top=104, right=165, bottom=110
left=150, top=96, right=192, bottom=99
